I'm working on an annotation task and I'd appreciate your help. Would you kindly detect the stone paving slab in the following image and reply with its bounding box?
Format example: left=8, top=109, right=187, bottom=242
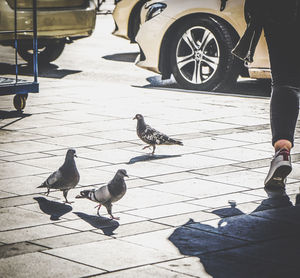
left=92, top=265, right=194, bottom=278
left=188, top=192, right=264, bottom=208
left=0, top=252, right=103, bottom=278
left=44, top=239, right=182, bottom=272
left=156, top=257, right=213, bottom=278
left=147, top=178, right=246, bottom=199
left=0, top=162, right=47, bottom=180
left=0, top=207, right=62, bottom=232
left=0, top=242, right=48, bottom=259
left=0, top=223, right=77, bottom=244
left=30, top=231, right=108, bottom=249
left=127, top=202, right=206, bottom=219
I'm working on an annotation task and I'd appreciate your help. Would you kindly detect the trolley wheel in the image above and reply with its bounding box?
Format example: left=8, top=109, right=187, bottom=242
left=13, top=94, right=28, bottom=111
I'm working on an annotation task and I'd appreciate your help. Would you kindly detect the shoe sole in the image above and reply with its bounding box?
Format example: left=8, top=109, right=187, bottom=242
left=264, top=164, right=292, bottom=189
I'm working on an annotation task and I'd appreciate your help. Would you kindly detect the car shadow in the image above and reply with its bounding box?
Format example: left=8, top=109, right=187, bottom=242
left=0, top=62, right=81, bottom=79
left=73, top=212, right=119, bottom=236
left=102, top=52, right=139, bottom=63
left=34, top=197, right=72, bottom=221
left=127, top=154, right=181, bottom=165
left=133, top=75, right=272, bottom=98
left=168, top=189, right=300, bottom=277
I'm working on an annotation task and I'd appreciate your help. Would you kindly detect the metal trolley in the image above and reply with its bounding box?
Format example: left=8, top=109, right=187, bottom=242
left=0, top=0, right=39, bottom=111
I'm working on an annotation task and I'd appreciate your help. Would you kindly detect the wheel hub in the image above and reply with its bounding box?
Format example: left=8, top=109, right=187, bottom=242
left=194, top=50, right=202, bottom=61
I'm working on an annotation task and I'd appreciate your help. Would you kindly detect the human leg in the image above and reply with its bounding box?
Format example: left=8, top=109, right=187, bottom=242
left=263, top=1, right=300, bottom=187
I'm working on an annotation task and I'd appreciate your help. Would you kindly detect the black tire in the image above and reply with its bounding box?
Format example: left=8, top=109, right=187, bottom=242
left=170, top=17, right=241, bottom=91
left=17, top=39, right=66, bottom=64
left=13, top=94, right=27, bottom=111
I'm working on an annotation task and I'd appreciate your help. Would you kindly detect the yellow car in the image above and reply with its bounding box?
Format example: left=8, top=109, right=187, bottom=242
left=136, top=0, right=270, bottom=91
left=0, top=0, right=96, bottom=64
left=112, top=0, right=149, bottom=42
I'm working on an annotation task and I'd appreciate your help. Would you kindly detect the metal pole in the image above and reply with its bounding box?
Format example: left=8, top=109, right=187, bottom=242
left=14, top=0, right=18, bottom=83
left=33, top=0, right=38, bottom=83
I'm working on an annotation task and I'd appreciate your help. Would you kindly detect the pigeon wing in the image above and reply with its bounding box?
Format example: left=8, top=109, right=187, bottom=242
left=44, top=169, right=63, bottom=189
left=94, top=185, right=112, bottom=204
left=143, top=125, right=174, bottom=145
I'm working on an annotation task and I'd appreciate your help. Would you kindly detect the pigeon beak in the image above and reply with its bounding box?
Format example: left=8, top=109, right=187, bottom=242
left=133, top=116, right=136, bottom=120
left=74, top=154, right=78, bottom=158
left=125, top=174, right=129, bottom=178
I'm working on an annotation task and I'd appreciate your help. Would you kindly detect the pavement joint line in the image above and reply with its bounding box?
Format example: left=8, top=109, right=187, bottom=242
left=80, top=257, right=185, bottom=278
left=40, top=251, right=108, bottom=273
left=155, top=265, right=203, bottom=278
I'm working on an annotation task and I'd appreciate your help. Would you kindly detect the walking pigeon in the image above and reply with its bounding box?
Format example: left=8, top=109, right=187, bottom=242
left=38, top=148, right=80, bottom=203
left=75, top=169, right=128, bottom=220
left=133, top=114, right=183, bottom=155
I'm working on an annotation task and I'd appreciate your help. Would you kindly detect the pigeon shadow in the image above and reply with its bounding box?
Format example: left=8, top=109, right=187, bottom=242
left=34, top=197, right=72, bottom=221
left=73, top=212, right=119, bottom=236
left=127, top=154, right=181, bottom=164
left=102, top=52, right=139, bottom=63
left=0, top=62, right=81, bottom=79
left=168, top=188, right=300, bottom=277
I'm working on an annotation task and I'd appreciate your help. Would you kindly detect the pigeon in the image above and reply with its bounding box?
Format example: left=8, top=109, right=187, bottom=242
left=38, top=148, right=80, bottom=203
left=133, top=114, right=183, bottom=155
left=75, top=169, right=128, bottom=220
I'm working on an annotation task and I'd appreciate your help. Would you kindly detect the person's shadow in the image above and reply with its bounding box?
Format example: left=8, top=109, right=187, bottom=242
left=34, top=197, right=72, bottom=220
left=73, top=212, right=119, bottom=236
left=168, top=189, right=300, bottom=278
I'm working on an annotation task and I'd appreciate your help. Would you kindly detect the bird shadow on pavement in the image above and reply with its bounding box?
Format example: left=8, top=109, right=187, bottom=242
left=127, top=154, right=181, bottom=164
left=73, top=212, right=119, bottom=236
left=102, top=52, right=139, bottom=63
left=168, top=188, right=300, bottom=277
left=34, top=197, right=72, bottom=221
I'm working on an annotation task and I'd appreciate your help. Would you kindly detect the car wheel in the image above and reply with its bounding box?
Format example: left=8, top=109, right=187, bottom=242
left=17, top=39, right=66, bottom=64
left=170, top=17, right=241, bottom=91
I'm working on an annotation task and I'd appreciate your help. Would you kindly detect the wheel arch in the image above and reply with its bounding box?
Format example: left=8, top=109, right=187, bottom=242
left=159, top=12, right=248, bottom=80
left=128, top=0, right=148, bottom=43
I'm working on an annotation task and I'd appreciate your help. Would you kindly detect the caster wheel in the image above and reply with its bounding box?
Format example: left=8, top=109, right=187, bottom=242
left=13, top=94, right=27, bottom=111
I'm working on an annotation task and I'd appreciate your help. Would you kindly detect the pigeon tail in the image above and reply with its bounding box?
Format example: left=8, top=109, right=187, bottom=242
left=75, top=189, right=95, bottom=201
left=37, top=182, right=47, bottom=188
left=168, top=138, right=183, bottom=146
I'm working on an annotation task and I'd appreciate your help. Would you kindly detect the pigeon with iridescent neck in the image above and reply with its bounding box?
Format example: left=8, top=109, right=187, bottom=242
left=76, top=169, right=128, bottom=220
left=38, top=148, right=80, bottom=203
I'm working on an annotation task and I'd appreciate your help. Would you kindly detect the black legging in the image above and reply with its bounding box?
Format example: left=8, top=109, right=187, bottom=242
left=262, top=1, right=300, bottom=146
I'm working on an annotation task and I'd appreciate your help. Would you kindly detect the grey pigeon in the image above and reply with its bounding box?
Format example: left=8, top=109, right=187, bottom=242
left=133, top=114, right=183, bottom=155
left=38, top=148, right=80, bottom=203
left=75, top=169, right=128, bottom=220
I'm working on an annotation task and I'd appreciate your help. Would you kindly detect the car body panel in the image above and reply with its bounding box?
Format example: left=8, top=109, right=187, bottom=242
left=136, top=0, right=270, bottom=79
left=112, top=0, right=140, bottom=39
left=0, top=0, right=96, bottom=41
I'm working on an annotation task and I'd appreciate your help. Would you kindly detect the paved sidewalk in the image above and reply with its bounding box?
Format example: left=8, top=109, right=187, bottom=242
left=1, top=9, right=300, bottom=278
